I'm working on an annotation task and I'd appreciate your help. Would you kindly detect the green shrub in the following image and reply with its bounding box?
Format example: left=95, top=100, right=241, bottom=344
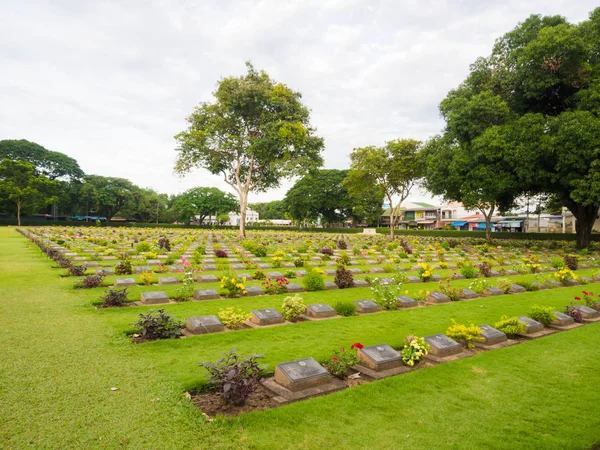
left=494, top=316, right=527, bottom=338
left=192, top=246, right=205, bottom=264
left=303, top=269, right=326, bottom=291
left=371, top=284, right=401, bottom=310
left=217, top=307, right=250, bottom=329
left=281, top=294, right=306, bottom=321
left=446, top=319, right=484, bottom=348
left=133, top=309, right=183, bottom=340
left=136, top=242, right=151, bottom=253
left=519, top=281, right=540, bottom=291
left=401, top=335, right=429, bottom=367
left=334, top=300, right=357, bottom=317
left=550, top=256, right=565, bottom=269
left=496, top=277, right=512, bottom=294
left=529, top=305, right=556, bottom=327
left=253, top=270, right=266, bottom=280
left=460, top=263, right=476, bottom=279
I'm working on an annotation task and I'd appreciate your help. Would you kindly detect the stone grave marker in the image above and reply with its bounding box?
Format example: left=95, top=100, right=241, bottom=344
left=305, top=303, right=336, bottom=318
left=353, top=279, right=369, bottom=288
left=483, top=286, right=503, bottom=296
left=324, top=281, right=339, bottom=290
left=193, top=289, right=220, bottom=300
left=426, top=291, right=451, bottom=304
left=230, top=264, right=245, bottom=270
left=245, top=286, right=265, bottom=297
left=509, top=284, right=527, bottom=293
left=198, top=275, right=218, bottom=283
left=282, top=263, right=295, bottom=268
left=397, top=295, right=418, bottom=308
left=203, top=259, right=215, bottom=263
left=186, top=315, right=224, bottom=334
left=574, top=305, right=600, bottom=319
left=96, top=268, right=114, bottom=276
left=73, top=257, right=87, bottom=261
left=296, top=270, right=307, bottom=277
left=274, top=358, right=330, bottom=392
left=504, top=269, right=518, bottom=276
left=544, top=280, right=562, bottom=288
left=258, top=263, right=271, bottom=269
left=531, top=282, right=545, bottom=290
left=488, top=270, right=501, bottom=277
left=424, top=334, right=463, bottom=358
left=114, top=278, right=136, bottom=287
left=323, top=269, right=336, bottom=276
left=147, top=259, right=161, bottom=266
left=407, top=276, right=421, bottom=283
left=158, top=277, right=179, bottom=285
left=251, top=309, right=285, bottom=326
left=133, top=266, right=151, bottom=274
left=478, top=324, right=507, bottom=345
left=430, top=274, right=444, bottom=282
left=83, top=261, right=99, bottom=268
left=460, top=288, right=478, bottom=299
left=250, top=257, right=262, bottom=262
left=370, top=267, right=385, bottom=274
left=552, top=311, right=575, bottom=327
left=140, top=291, right=169, bottom=305
left=453, top=273, right=466, bottom=280
left=564, top=278, right=579, bottom=286
left=355, top=300, right=381, bottom=314
left=358, top=344, right=402, bottom=371
left=238, top=273, right=253, bottom=280
left=286, top=283, right=304, bottom=293
left=102, top=256, right=117, bottom=261
left=202, top=264, right=217, bottom=271
left=267, top=272, right=284, bottom=278
left=518, top=316, right=544, bottom=334
left=349, top=268, right=363, bottom=274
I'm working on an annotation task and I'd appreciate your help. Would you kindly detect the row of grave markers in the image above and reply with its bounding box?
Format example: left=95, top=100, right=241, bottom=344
left=260, top=308, right=600, bottom=404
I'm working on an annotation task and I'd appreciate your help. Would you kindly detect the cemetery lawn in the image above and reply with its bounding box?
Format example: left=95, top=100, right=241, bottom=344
left=1, top=228, right=600, bottom=449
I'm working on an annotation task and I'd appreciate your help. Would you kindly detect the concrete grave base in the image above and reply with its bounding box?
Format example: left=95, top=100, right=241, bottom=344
left=245, top=319, right=291, bottom=329
left=300, top=313, right=341, bottom=321
left=424, top=350, right=472, bottom=365
left=517, top=328, right=555, bottom=339
left=475, top=339, right=519, bottom=350
left=262, top=377, right=346, bottom=404
left=549, top=322, right=584, bottom=331
left=354, top=363, right=412, bottom=380
left=582, top=315, right=600, bottom=324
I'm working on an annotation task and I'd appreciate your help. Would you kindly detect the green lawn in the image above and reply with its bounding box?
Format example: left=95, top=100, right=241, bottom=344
left=1, top=227, right=600, bottom=449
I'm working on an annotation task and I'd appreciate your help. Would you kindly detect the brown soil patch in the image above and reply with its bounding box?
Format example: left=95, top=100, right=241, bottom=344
left=191, top=384, right=279, bottom=417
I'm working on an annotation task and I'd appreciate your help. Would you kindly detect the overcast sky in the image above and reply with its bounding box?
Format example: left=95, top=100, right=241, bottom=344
left=1, top=1, right=597, bottom=204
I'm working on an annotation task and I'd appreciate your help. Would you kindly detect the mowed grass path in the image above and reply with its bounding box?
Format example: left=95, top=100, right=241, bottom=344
left=1, top=227, right=600, bottom=449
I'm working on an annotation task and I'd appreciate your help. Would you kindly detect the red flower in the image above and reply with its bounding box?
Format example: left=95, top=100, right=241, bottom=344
left=574, top=296, right=581, bottom=301
left=582, top=291, right=589, bottom=296
left=351, top=342, right=364, bottom=349
left=331, top=357, right=338, bottom=361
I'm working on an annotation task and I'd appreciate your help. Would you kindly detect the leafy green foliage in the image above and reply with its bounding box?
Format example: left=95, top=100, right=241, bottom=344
left=217, top=307, right=250, bottom=329
left=494, top=316, right=527, bottom=338
left=174, top=62, right=324, bottom=239
left=171, top=187, right=239, bottom=224
left=333, top=300, right=357, bottom=317
left=302, top=269, right=325, bottom=291
left=529, top=305, right=557, bottom=327
left=446, top=319, right=484, bottom=348
left=401, top=335, right=429, bottom=367
left=281, top=294, right=306, bottom=322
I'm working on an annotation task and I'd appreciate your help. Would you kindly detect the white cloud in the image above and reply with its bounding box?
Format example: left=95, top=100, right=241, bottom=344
left=0, top=0, right=597, bottom=206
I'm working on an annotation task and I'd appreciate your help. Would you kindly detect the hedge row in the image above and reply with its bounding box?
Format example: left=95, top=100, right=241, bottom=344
left=2, top=219, right=594, bottom=241
left=375, top=228, right=599, bottom=241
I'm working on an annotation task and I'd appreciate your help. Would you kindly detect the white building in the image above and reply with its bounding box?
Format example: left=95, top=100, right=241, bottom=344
left=199, top=209, right=260, bottom=226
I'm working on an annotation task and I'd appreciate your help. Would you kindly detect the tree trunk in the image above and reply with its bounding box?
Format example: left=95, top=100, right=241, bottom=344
left=388, top=199, right=395, bottom=241
left=239, top=190, right=248, bottom=240
left=485, top=216, right=491, bottom=243
left=17, top=200, right=21, bottom=227
left=567, top=202, right=598, bottom=248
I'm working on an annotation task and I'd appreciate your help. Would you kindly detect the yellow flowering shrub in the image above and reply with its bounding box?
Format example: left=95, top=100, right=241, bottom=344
left=401, top=335, right=429, bottom=366
left=139, top=271, right=154, bottom=286
left=554, top=268, right=578, bottom=285
left=217, top=306, right=250, bottom=329
left=446, top=319, right=484, bottom=348
left=417, top=262, right=434, bottom=282
left=220, top=275, right=247, bottom=298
